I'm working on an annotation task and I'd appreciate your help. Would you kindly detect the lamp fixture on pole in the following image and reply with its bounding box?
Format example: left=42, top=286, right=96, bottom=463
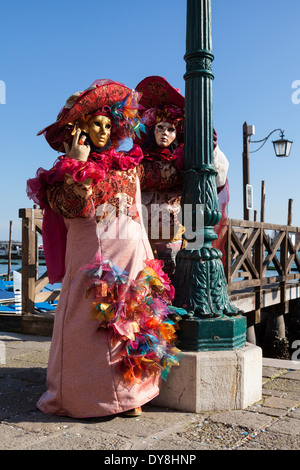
left=243, top=123, right=292, bottom=220
left=272, top=131, right=293, bottom=158
left=250, top=128, right=293, bottom=158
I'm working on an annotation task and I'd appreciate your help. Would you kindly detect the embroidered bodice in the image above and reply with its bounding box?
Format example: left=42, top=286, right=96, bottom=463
left=32, top=145, right=184, bottom=221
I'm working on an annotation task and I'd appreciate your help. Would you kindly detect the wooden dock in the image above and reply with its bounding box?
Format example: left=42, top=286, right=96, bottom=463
left=0, top=209, right=299, bottom=347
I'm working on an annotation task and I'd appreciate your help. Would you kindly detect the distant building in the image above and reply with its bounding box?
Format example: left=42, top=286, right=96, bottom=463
left=0, top=242, right=22, bottom=257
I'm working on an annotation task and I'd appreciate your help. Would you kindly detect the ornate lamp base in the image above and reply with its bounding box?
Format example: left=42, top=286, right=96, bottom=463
left=173, top=248, right=246, bottom=352
left=177, top=314, right=247, bottom=351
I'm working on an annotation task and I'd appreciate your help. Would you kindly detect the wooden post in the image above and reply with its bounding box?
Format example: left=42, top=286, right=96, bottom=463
left=260, top=180, right=265, bottom=223
left=226, top=218, right=232, bottom=293
left=19, top=208, right=37, bottom=315
left=7, top=220, right=12, bottom=281
left=17, top=207, right=58, bottom=336
left=254, top=223, right=263, bottom=324
left=34, top=204, right=39, bottom=281
left=281, top=225, right=288, bottom=307
left=287, top=198, right=293, bottom=226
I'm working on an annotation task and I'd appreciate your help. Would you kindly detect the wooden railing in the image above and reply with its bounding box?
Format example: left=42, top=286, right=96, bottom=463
left=14, top=209, right=300, bottom=335
left=226, top=219, right=300, bottom=321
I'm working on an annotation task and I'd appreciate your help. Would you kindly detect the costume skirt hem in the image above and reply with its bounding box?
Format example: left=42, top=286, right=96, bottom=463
left=36, top=390, right=160, bottom=419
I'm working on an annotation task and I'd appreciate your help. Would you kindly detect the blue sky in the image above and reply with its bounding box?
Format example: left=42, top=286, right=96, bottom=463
left=1, top=0, right=299, bottom=241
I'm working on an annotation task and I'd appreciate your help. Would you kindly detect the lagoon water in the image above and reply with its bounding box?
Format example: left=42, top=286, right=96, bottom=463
left=0, top=260, right=22, bottom=276
left=0, top=256, right=297, bottom=280
left=0, top=260, right=47, bottom=277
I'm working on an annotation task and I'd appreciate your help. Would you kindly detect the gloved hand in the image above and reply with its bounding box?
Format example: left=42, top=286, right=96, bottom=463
left=63, top=128, right=91, bottom=162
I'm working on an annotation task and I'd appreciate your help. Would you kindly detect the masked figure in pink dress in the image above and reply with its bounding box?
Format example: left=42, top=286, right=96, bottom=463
left=27, top=79, right=184, bottom=418
left=135, top=76, right=229, bottom=276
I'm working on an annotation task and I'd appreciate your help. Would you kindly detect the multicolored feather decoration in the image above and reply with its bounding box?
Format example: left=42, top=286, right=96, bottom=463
left=84, top=255, right=186, bottom=385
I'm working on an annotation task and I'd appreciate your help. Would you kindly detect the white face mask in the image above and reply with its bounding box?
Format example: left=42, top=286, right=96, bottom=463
left=154, top=121, right=177, bottom=148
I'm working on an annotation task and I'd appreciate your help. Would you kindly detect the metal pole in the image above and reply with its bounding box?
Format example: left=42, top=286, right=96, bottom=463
left=184, top=0, right=214, bottom=170
left=173, top=0, right=245, bottom=352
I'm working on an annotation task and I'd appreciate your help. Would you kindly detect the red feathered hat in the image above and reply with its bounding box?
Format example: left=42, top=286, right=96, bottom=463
left=136, top=76, right=185, bottom=110
left=38, top=79, right=142, bottom=152
left=135, top=76, right=185, bottom=144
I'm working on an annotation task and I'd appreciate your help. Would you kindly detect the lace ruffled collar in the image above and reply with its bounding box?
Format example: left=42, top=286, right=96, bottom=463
left=88, top=145, right=143, bottom=171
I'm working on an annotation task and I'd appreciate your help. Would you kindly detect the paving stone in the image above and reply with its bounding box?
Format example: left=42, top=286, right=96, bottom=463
left=209, top=410, right=274, bottom=431
left=3, top=410, right=78, bottom=434
left=17, top=426, right=131, bottom=451
left=179, top=419, right=251, bottom=450
left=0, top=422, right=40, bottom=450
left=264, top=377, right=300, bottom=394
left=283, top=371, right=300, bottom=380
left=262, top=367, right=288, bottom=379
left=248, top=405, right=288, bottom=418
left=263, top=396, right=300, bottom=410
left=269, top=417, right=300, bottom=436
left=237, top=429, right=300, bottom=450
left=284, top=391, right=300, bottom=400
left=262, top=388, right=287, bottom=398
left=287, top=407, right=300, bottom=419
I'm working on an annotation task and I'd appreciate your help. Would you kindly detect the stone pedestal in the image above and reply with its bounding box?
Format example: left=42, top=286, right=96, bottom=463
left=152, top=343, right=262, bottom=412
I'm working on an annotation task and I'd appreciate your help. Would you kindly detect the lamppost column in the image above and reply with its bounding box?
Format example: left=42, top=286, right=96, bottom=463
left=173, top=0, right=246, bottom=352
left=184, top=0, right=214, bottom=169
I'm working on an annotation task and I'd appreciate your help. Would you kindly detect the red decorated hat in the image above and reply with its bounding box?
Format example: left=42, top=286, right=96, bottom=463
left=136, top=76, right=218, bottom=150
left=136, top=76, right=184, bottom=110
left=135, top=76, right=185, bottom=144
left=38, top=79, right=142, bottom=152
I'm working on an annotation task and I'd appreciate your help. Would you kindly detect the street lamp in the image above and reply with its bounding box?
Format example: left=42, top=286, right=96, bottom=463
left=242, top=123, right=293, bottom=220
left=272, top=131, right=293, bottom=158
left=173, top=0, right=245, bottom=352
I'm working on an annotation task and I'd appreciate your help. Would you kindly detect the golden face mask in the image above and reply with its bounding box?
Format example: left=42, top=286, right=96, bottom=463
left=87, top=115, right=112, bottom=148
left=154, top=120, right=177, bottom=148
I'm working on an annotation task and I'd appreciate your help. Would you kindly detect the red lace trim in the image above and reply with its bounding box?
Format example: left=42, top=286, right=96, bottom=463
left=26, top=145, right=143, bottom=208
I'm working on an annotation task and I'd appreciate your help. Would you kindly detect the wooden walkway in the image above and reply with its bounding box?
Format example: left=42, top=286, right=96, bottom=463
left=0, top=208, right=299, bottom=336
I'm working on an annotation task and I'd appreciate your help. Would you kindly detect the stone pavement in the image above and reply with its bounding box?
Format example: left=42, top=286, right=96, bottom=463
left=1, top=331, right=300, bottom=451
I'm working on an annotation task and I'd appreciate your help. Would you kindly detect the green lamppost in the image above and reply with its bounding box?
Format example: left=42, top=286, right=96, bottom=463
left=173, top=0, right=246, bottom=351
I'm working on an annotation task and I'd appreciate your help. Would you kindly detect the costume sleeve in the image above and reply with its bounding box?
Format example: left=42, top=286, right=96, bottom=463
left=46, top=175, right=95, bottom=218
left=28, top=154, right=106, bottom=218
